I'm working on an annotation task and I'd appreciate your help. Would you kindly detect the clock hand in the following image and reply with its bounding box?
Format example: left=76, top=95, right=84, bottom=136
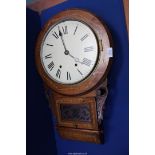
left=57, top=27, right=91, bottom=66
left=58, top=26, right=68, bottom=52
left=68, top=53, right=81, bottom=63
left=68, top=53, right=92, bottom=67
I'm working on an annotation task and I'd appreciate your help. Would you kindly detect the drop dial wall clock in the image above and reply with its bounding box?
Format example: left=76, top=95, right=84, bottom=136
left=35, top=9, right=113, bottom=143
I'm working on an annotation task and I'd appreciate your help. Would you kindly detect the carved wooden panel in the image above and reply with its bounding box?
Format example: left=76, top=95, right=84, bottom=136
left=60, top=104, right=91, bottom=122
left=54, top=97, right=99, bottom=130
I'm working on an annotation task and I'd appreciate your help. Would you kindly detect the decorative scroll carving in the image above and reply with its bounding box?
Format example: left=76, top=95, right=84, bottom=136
left=44, top=84, right=52, bottom=102
left=96, top=79, right=108, bottom=124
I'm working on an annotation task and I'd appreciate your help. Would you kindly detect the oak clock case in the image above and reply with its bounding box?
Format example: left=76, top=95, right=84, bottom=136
left=35, top=9, right=112, bottom=144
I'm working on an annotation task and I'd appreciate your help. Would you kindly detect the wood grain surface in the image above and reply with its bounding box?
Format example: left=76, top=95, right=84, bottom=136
left=123, top=0, right=129, bottom=33
left=27, top=0, right=67, bottom=12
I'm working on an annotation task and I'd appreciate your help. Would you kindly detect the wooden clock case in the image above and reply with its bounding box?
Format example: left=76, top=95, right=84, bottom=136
left=35, top=9, right=112, bottom=144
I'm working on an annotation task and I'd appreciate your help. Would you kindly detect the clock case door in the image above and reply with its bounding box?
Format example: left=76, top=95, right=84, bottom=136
left=55, top=97, right=98, bottom=130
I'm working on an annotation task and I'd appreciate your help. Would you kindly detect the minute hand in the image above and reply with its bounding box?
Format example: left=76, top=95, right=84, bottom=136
left=58, top=27, right=67, bottom=51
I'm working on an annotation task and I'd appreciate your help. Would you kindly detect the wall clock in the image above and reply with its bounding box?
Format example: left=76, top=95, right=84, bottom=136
left=35, top=9, right=113, bottom=143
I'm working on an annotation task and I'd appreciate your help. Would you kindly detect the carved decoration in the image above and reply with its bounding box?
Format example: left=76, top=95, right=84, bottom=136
left=60, top=104, right=91, bottom=122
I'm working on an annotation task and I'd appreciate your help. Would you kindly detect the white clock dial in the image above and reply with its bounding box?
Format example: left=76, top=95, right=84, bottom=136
left=41, top=20, right=98, bottom=84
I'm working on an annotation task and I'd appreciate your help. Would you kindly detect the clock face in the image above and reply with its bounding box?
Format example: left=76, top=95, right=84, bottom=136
left=41, top=20, right=98, bottom=84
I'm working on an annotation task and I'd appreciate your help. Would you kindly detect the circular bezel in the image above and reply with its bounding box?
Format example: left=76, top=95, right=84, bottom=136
left=35, top=9, right=112, bottom=95
left=40, top=19, right=99, bottom=85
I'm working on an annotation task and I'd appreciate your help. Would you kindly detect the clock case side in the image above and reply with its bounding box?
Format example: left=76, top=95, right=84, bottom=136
left=35, top=9, right=113, bottom=96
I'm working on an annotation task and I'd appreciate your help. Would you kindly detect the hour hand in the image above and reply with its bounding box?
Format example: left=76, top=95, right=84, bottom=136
left=68, top=53, right=92, bottom=66
left=68, top=53, right=81, bottom=63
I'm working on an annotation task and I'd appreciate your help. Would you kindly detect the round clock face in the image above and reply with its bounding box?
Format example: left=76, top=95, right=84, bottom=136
left=41, top=20, right=98, bottom=84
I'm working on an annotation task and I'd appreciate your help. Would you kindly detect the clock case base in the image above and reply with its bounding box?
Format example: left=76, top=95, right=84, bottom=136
left=57, top=126, right=103, bottom=144
left=45, top=80, right=108, bottom=144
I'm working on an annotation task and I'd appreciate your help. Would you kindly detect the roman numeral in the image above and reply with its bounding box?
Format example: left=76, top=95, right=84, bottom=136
left=73, top=25, right=78, bottom=35
left=67, top=72, right=71, bottom=80
left=84, top=46, right=94, bottom=52
left=80, top=34, right=88, bottom=41
left=48, top=61, right=54, bottom=71
left=46, top=44, right=53, bottom=46
left=52, top=31, right=59, bottom=39
left=56, top=69, right=61, bottom=78
left=62, top=26, right=68, bottom=34
left=77, top=69, right=83, bottom=76
left=45, top=54, right=52, bottom=59
left=82, top=58, right=92, bottom=67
